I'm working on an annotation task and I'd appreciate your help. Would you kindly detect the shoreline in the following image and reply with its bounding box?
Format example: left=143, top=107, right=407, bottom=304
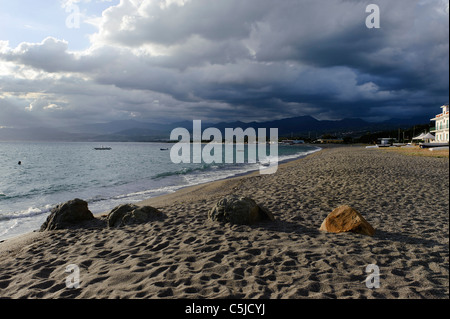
left=89, top=144, right=324, bottom=217
left=0, top=145, right=448, bottom=299
left=0, top=143, right=322, bottom=241
left=115, top=145, right=324, bottom=215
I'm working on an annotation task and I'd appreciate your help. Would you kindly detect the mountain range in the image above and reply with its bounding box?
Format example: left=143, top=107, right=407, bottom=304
left=0, top=115, right=432, bottom=142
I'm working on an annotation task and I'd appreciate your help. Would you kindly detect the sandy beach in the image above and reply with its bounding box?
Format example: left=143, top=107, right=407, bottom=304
left=0, top=146, right=448, bottom=299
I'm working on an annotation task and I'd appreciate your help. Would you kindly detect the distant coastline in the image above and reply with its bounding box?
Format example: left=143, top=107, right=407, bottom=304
left=0, top=116, right=433, bottom=143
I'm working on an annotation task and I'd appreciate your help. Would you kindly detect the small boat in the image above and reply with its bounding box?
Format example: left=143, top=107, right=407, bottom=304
left=160, top=148, right=169, bottom=151
left=94, top=146, right=112, bottom=150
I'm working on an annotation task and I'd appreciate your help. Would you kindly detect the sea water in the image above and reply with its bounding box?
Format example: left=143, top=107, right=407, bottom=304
left=0, top=142, right=320, bottom=240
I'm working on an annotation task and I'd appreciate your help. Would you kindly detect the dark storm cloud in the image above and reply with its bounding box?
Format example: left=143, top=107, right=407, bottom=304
left=0, top=0, right=448, bottom=126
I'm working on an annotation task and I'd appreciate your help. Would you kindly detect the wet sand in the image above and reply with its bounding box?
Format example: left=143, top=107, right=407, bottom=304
left=0, top=146, right=448, bottom=299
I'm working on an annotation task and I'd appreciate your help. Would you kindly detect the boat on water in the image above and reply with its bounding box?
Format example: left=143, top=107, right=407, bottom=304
left=94, top=146, right=112, bottom=150
left=160, top=148, right=169, bottom=151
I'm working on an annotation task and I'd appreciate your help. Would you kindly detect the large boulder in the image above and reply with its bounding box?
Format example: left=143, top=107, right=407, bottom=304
left=40, top=198, right=95, bottom=231
left=319, top=205, right=375, bottom=237
left=209, top=195, right=274, bottom=225
left=107, top=204, right=165, bottom=228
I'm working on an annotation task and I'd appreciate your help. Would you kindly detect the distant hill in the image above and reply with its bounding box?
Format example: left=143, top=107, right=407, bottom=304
left=0, top=115, right=432, bottom=142
left=0, top=127, right=89, bottom=142
left=65, top=119, right=171, bottom=135
left=188, top=116, right=432, bottom=138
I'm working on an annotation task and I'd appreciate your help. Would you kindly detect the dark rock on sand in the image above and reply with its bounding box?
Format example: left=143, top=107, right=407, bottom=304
left=209, top=195, right=275, bottom=225
left=40, top=198, right=95, bottom=231
left=108, top=204, right=165, bottom=228
left=319, top=205, right=375, bottom=236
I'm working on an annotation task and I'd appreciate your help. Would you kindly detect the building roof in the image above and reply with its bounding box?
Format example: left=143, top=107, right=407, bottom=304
left=431, top=104, right=449, bottom=121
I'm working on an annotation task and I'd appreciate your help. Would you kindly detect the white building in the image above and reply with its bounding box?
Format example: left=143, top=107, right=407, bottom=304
left=430, top=104, right=449, bottom=143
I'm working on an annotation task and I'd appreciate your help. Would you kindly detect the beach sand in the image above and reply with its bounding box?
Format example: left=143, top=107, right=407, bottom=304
left=0, top=146, right=448, bottom=299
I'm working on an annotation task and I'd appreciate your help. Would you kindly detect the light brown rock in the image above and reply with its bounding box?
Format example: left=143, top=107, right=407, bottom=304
left=319, top=205, right=375, bottom=236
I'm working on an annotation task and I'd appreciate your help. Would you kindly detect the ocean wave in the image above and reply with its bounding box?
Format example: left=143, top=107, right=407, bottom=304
left=0, top=220, right=19, bottom=238
left=86, top=195, right=108, bottom=204
left=151, top=147, right=321, bottom=180
left=155, top=147, right=322, bottom=187
left=152, top=163, right=221, bottom=179
left=111, top=186, right=179, bottom=200
left=84, top=186, right=181, bottom=210
left=277, top=147, right=322, bottom=163
left=0, top=205, right=53, bottom=222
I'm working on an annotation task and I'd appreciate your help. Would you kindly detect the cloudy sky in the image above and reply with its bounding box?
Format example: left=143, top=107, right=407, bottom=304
left=0, top=0, right=449, bottom=129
